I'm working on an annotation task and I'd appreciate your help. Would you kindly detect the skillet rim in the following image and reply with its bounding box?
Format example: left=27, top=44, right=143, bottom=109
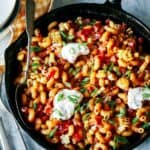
left=4, top=3, right=150, bottom=150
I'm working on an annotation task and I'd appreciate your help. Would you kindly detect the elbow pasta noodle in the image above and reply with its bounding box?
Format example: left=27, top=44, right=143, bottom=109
left=15, top=17, right=150, bottom=149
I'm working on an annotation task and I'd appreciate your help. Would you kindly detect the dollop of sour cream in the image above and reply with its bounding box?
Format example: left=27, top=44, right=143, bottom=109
left=61, top=43, right=89, bottom=63
left=52, top=89, right=83, bottom=120
left=128, top=87, right=150, bottom=109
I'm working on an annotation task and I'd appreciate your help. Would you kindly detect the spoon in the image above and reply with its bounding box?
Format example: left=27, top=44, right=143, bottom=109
left=15, top=0, right=35, bottom=129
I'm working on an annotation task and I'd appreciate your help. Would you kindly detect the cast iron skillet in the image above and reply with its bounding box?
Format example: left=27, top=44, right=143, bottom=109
left=4, top=0, right=150, bottom=149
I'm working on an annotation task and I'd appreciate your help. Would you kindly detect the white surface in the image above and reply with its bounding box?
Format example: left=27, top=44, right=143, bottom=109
left=0, top=0, right=16, bottom=27
left=0, top=0, right=150, bottom=150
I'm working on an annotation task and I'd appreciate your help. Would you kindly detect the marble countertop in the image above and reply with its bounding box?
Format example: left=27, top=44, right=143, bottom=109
left=0, top=0, right=149, bottom=150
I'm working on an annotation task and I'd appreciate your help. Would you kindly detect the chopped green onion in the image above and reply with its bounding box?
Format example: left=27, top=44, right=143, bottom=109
left=107, top=101, right=116, bottom=109
left=143, top=93, right=150, bottom=99
left=33, top=103, right=37, bottom=110
left=48, top=127, right=58, bottom=138
left=30, top=46, right=41, bottom=52
left=62, top=41, right=66, bottom=46
left=108, top=120, right=115, bottom=125
left=142, top=122, right=150, bottom=129
left=80, top=88, right=86, bottom=93
left=32, top=63, right=40, bottom=67
left=124, top=70, right=131, bottom=79
left=75, top=104, right=80, bottom=112
left=68, top=95, right=79, bottom=103
left=82, top=113, right=90, bottom=121
left=60, top=31, right=68, bottom=40
left=64, top=82, right=71, bottom=88
left=113, top=66, right=121, bottom=76
left=116, top=108, right=126, bottom=117
left=69, top=67, right=74, bottom=74
left=80, top=77, right=90, bottom=86
left=90, top=88, right=101, bottom=97
left=72, top=68, right=80, bottom=76
left=54, top=109, right=63, bottom=117
left=89, top=19, right=96, bottom=25
left=95, top=97, right=103, bottom=104
left=67, top=35, right=74, bottom=40
left=80, top=103, right=88, bottom=112
left=108, top=62, right=114, bottom=72
left=57, top=93, right=64, bottom=102
left=132, top=117, right=139, bottom=124
left=114, top=135, right=129, bottom=144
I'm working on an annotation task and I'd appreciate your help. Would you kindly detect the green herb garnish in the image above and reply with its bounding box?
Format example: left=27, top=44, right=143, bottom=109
left=80, top=88, right=86, bottom=93
left=132, top=117, right=139, bottom=124
left=54, top=109, right=63, bottom=117
left=107, top=101, right=116, bottom=109
left=80, top=103, right=88, bottom=112
left=67, top=35, right=74, bottom=40
left=90, top=88, right=101, bottom=97
left=142, top=122, right=150, bottom=129
left=48, top=127, right=58, bottom=138
left=124, top=70, right=131, bottom=79
left=30, top=46, right=41, bottom=52
left=64, top=82, right=71, bottom=88
left=82, top=113, right=90, bottom=121
left=108, top=62, right=114, bottom=71
left=116, top=108, right=126, bottom=117
left=72, top=68, right=81, bottom=76
left=75, top=104, right=80, bottom=112
left=108, top=120, right=115, bottom=125
left=95, top=97, right=103, bottom=104
left=60, top=31, right=68, bottom=40
left=113, top=66, right=121, bottom=76
left=68, top=95, right=79, bottom=103
left=33, top=103, right=37, bottom=110
left=80, top=77, right=90, bottom=86
left=142, top=86, right=150, bottom=99
left=89, top=19, right=96, bottom=25
left=57, top=93, right=64, bottom=102
left=114, top=135, right=129, bottom=144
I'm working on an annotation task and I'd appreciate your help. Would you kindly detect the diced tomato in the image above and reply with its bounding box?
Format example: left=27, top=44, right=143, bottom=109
left=93, top=23, right=101, bottom=32
left=99, top=28, right=104, bottom=36
left=47, top=70, right=56, bottom=79
left=73, top=127, right=83, bottom=142
left=57, top=121, right=72, bottom=135
left=41, top=115, right=49, bottom=123
left=98, top=51, right=105, bottom=62
left=81, top=27, right=93, bottom=36
left=95, top=116, right=101, bottom=124
left=44, top=105, right=52, bottom=115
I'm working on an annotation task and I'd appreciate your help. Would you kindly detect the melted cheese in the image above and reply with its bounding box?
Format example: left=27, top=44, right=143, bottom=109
left=61, top=43, right=89, bottom=63
left=127, top=87, right=150, bottom=109
left=52, top=89, right=83, bottom=120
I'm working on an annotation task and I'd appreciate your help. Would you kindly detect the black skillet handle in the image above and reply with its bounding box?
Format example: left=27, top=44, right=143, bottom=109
left=105, top=0, right=122, bottom=10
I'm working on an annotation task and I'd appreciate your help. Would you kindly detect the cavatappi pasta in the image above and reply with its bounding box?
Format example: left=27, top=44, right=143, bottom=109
left=15, top=17, right=150, bottom=150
